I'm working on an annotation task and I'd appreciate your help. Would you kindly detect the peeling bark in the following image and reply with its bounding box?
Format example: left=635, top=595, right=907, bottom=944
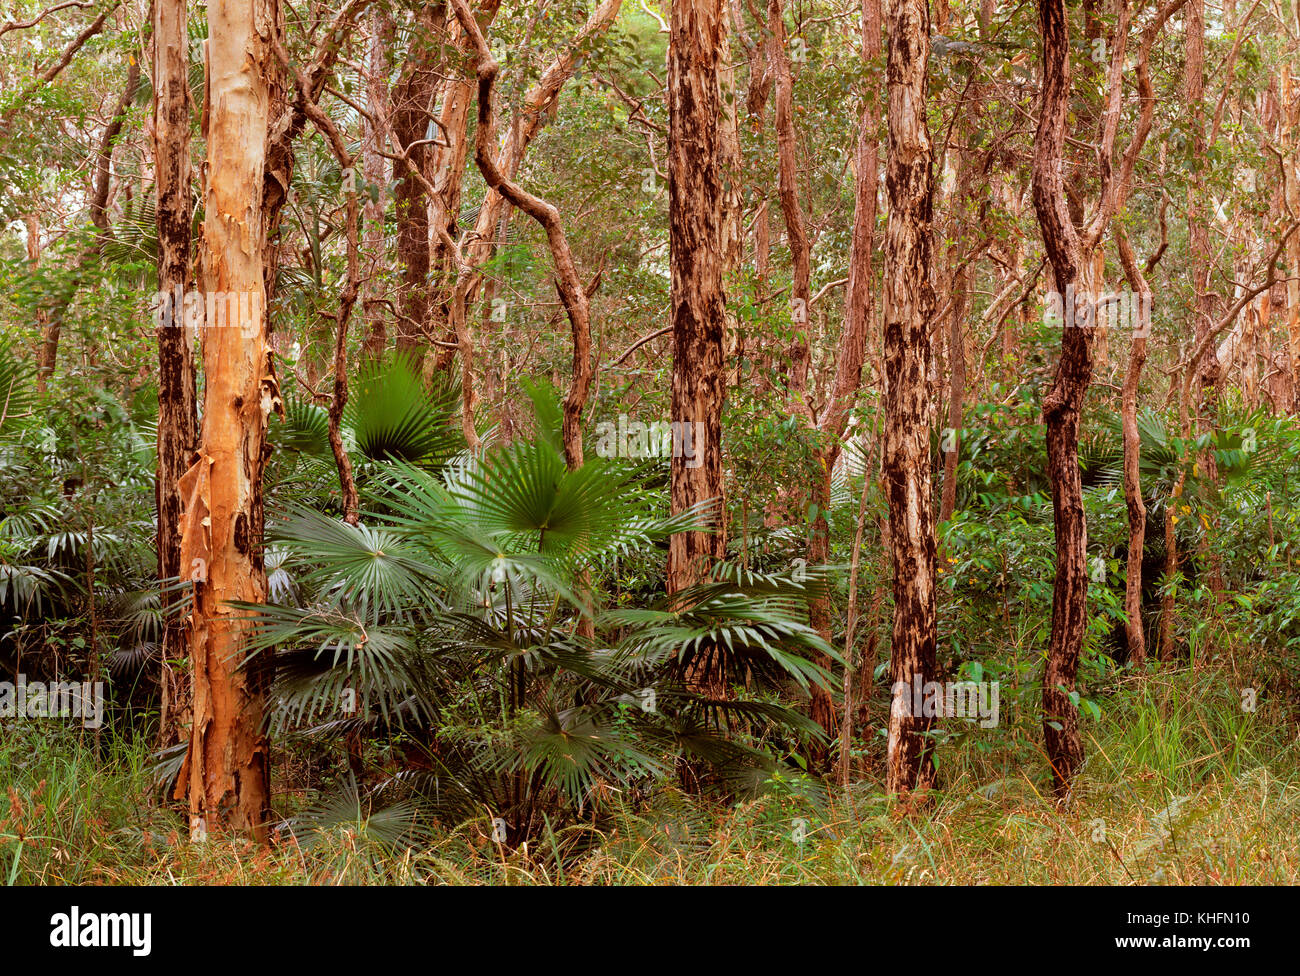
left=155, top=0, right=197, bottom=752
left=882, top=0, right=938, bottom=797
left=667, top=0, right=728, bottom=697
left=179, top=0, right=279, bottom=842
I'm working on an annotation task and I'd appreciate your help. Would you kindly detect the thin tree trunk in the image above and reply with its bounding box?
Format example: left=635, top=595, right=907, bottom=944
left=1281, top=63, right=1300, bottom=412
left=1116, top=224, right=1149, bottom=664
left=768, top=0, right=812, bottom=407
left=428, top=5, right=498, bottom=371
left=938, top=262, right=969, bottom=527
left=1033, top=0, right=1089, bottom=797
left=360, top=8, right=392, bottom=358
left=1184, top=0, right=1224, bottom=598
left=154, top=0, right=197, bottom=752
left=1107, top=2, right=1176, bottom=666
left=450, top=0, right=593, bottom=471
left=807, top=0, right=881, bottom=757
left=36, top=56, right=139, bottom=389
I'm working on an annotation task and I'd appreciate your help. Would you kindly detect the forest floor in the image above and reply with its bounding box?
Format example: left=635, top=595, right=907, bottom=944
left=3, top=664, right=1297, bottom=885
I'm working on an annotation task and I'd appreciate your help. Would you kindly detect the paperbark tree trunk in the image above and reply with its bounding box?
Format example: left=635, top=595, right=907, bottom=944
left=882, top=0, right=939, bottom=797
left=1033, top=0, right=1089, bottom=797
left=179, top=0, right=278, bottom=842
left=390, top=9, right=445, bottom=366
left=667, top=0, right=728, bottom=696
left=360, top=8, right=392, bottom=358
left=155, top=0, right=197, bottom=751
left=1281, top=64, right=1300, bottom=411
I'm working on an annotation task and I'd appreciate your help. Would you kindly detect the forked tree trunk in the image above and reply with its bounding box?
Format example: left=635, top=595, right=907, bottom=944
left=667, top=0, right=728, bottom=696
left=428, top=5, right=501, bottom=370
left=882, top=0, right=939, bottom=796
left=1107, top=0, right=1175, bottom=666
left=449, top=0, right=592, bottom=471
left=155, top=0, right=197, bottom=751
left=179, top=0, right=277, bottom=842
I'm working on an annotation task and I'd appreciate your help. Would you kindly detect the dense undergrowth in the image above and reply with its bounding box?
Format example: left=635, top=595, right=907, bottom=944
left=4, top=664, right=1296, bottom=884
left=3, top=342, right=1300, bottom=884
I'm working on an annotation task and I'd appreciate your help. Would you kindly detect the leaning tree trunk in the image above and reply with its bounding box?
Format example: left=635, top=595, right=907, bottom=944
left=1032, top=0, right=1090, bottom=797
left=882, top=0, right=939, bottom=797
left=667, top=0, right=728, bottom=697
left=178, top=0, right=277, bottom=842
left=154, top=0, right=197, bottom=752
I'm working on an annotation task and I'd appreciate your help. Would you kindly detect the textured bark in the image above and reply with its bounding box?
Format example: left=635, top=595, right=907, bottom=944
left=768, top=0, right=812, bottom=405
left=882, top=0, right=938, bottom=797
left=390, top=8, right=445, bottom=365
left=154, top=0, right=197, bottom=751
left=360, top=8, right=392, bottom=358
left=1185, top=0, right=1219, bottom=415
left=667, top=0, right=728, bottom=695
left=1033, top=0, right=1088, bottom=797
left=179, top=0, right=277, bottom=842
